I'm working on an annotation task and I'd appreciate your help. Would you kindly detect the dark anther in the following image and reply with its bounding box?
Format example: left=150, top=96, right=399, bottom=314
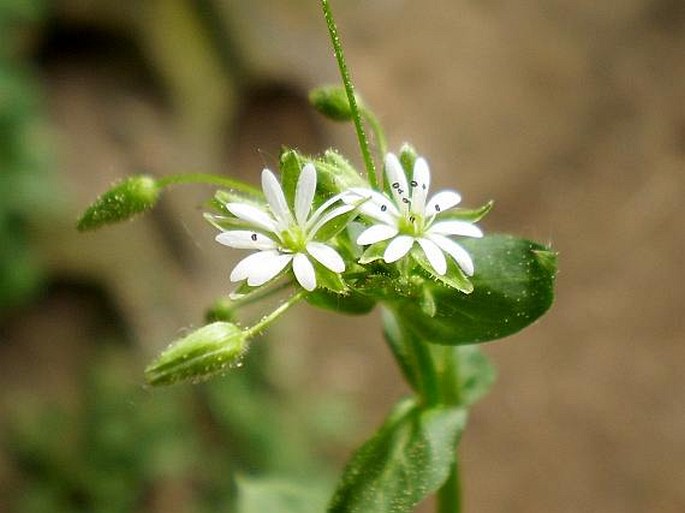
left=251, top=233, right=258, bottom=241
left=435, top=204, right=441, bottom=212
left=402, top=198, right=410, bottom=204
left=381, top=205, right=388, bottom=212
left=409, top=216, right=416, bottom=222
left=410, top=180, right=418, bottom=187
left=392, top=182, right=400, bottom=189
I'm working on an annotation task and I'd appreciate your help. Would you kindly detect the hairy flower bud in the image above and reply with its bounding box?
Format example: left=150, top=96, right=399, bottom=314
left=145, top=322, right=248, bottom=386
left=309, top=85, right=362, bottom=122
left=77, top=175, right=160, bottom=231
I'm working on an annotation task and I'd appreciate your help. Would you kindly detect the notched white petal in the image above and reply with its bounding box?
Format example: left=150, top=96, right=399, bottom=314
left=293, top=253, right=316, bottom=291
left=384, top=153, right=410, bottom=212
left=384, top=235, right=414, bottom=263
left=261, top=168, right=293, bottom=227
left=306, top=241, right=345, bottom=273
left=411, top=157, right=431, bottom=215
left=426, top=190, right=462, bottom=214
left=429, top=220, right=483, bottom=238
left=216, top=230, right=277, bottom=250
left=356, top=224, right=399, bottom=245
left=429, top=234, right=475, bottom=276
left=227, top=203, right=278, bottom=233
left=230, top=250, right=281, bottom=282
left=295, top=163, right=317, bottom=226
left=417, top=237, right=447, bottom=275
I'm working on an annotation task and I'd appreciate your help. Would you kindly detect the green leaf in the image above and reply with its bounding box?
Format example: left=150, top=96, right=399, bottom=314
left=305, top=288, right=376, bottom=315
left=328, top=399, right=467, bottom=513
left=392, top=234, right=557, bottom=345
left=453, top=345, right=497, bottom=407
left=237, top=475, right=330, bottom=513
left=145, top=322, right=249, bottom=386
left=76, top=175, right=160, bottom=231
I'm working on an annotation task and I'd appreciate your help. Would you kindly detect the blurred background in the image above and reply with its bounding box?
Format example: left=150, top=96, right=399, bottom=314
left=1, top=0, right=684, bottom=512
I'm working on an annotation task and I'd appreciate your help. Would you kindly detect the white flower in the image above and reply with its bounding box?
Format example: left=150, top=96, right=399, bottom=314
left=215, top=163, right=353, bottom=291
left=348, top=153, right=483, bottom=277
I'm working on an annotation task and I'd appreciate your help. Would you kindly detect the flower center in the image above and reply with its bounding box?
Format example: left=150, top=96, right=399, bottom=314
left=280, top=225, right=308, bottom=252
left=398, top=213, right=425, bottom=237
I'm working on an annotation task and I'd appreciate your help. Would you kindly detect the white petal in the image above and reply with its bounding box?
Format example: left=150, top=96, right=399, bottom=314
left=429, top=220, right=483, bottom=238
left=227, top=203, right=278, bottom=233
left=383, top=235, right=415, bottom=263
left=305, top=190, right=353, bottom=230
left=293, top=253, right=316, bottom=291
left=356, top=224, right=399, bottom=245
left=307, top=204, right=355, bottom=238
left=428, top=234, right=475, bottom=276
left=426, top=190, right=462, bottom=214
left=216, top=230, right=278, bottom=250
left=261, top=168, right=293, bottom=228
left=384, top=153, right=410, bottom=213
left=230, top=250, right=291, bottom=283
left=417, top=237, right=447, bottom=275
left=306, top=242, right=345, bottom=273
left=295, top=163, right=316, bottom=226
left=410, top=157, right=431, bottom=215
left=345, top=187, right=399, bottom=225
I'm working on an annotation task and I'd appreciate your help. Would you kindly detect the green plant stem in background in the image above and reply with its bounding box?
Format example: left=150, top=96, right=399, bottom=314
left=320, top=0, right=378, bottom=189
left=157, top=173, right=261, bottom=195
left=437, top=461, right=462, bottom=513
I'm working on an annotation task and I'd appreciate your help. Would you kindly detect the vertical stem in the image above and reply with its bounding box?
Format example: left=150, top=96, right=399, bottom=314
left=320, top=0, right=378, bottom=188
left=437, top=460, right=462, bottom=513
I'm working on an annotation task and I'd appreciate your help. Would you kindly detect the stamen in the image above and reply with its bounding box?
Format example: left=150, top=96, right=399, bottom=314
left=435, top=204, right=441, bottom=212
left=251, top=233, right=258, bottom=241
left=392, top=182, right=400, bottom=189
left=410, top=180, right=418, bottom=187
left=381, top=205, right=388, bottom=212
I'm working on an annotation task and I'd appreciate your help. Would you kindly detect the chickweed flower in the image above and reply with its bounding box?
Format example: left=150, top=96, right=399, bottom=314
left=215, top=164, right=353, bottom=291
left=349, top=153, right=483, bottom=277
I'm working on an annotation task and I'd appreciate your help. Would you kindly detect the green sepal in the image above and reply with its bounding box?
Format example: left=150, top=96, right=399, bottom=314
left=145, top=322, right=249, bottom=386
left=359, top=241, right=389, bottom=265
left=204, top=297, right=236, bottom=323
left=314, top=150, right=366, bottom=196
left=438, top=200, right=494, bottom=223
left=77, top=175, right=160, bottom=231
left=327, top=398, right=467, bottom=513
left=411, top=246, right=474, bottom=294
left=392, top=234, right=557, bottom=345
left=398, top=143, right=418, bottom=177
left=279, top=148, right=304, bottom=210
left=313, top=201, right=364, bottom=243
left=312, top=260, right=348, bottom=294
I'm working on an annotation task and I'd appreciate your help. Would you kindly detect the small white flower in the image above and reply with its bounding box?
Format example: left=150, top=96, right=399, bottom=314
left=215, top=163, right=353, bottom=291
left=348, top=153, right=483, bottom=276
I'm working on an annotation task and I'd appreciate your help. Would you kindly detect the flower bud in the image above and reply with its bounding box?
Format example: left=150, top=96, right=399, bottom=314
left=145, top=322, right=248, bottom=386
left=77, top=175, right=160, bottom=231
left=309, top=85, right=362, bottom=122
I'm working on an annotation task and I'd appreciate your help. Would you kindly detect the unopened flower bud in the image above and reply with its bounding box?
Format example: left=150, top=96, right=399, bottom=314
left=309, top=85, right=362, bottom=122
left=145, top=322, right=248, bottom=386
left=77, top=175, right=160, bottom=231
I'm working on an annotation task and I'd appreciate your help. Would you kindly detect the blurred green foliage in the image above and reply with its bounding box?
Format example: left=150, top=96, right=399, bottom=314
left=4, top=342, right=352, bottom=513
left=0, top=0, right=54, bottom=311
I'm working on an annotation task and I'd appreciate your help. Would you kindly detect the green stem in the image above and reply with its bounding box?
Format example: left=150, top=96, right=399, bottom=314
left=157, top=173, right=261, bottom=196
left=437, top=460, right=462, bottom=513
left=320, top=0, right=378, bottom=188
left=362, top=109, right=388, bottom=157
left=230, top=279, right=293, bottom=310
left=245, top=291, right=305, bottom=337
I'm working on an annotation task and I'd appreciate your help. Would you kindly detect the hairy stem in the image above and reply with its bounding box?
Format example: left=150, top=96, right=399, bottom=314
left=320, top=0, right=378, bottom=188
left=245, top=291, right=305, bottom=337
left=157, top=173, right=261, bottom=196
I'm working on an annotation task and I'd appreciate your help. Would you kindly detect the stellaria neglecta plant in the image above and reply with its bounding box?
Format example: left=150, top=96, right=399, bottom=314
left=77, top=1, right=557, bottom=511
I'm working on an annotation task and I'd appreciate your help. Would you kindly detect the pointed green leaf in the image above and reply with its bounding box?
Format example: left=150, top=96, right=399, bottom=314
left=393, top=234, right=557, bottom=345
left=328, top=399, right=467, bottom=513
left=439, top=200, right=494, bottom=223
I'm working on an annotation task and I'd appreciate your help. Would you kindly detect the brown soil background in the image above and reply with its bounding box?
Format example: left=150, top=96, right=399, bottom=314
left=2, top=0, right=684, bottom=512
